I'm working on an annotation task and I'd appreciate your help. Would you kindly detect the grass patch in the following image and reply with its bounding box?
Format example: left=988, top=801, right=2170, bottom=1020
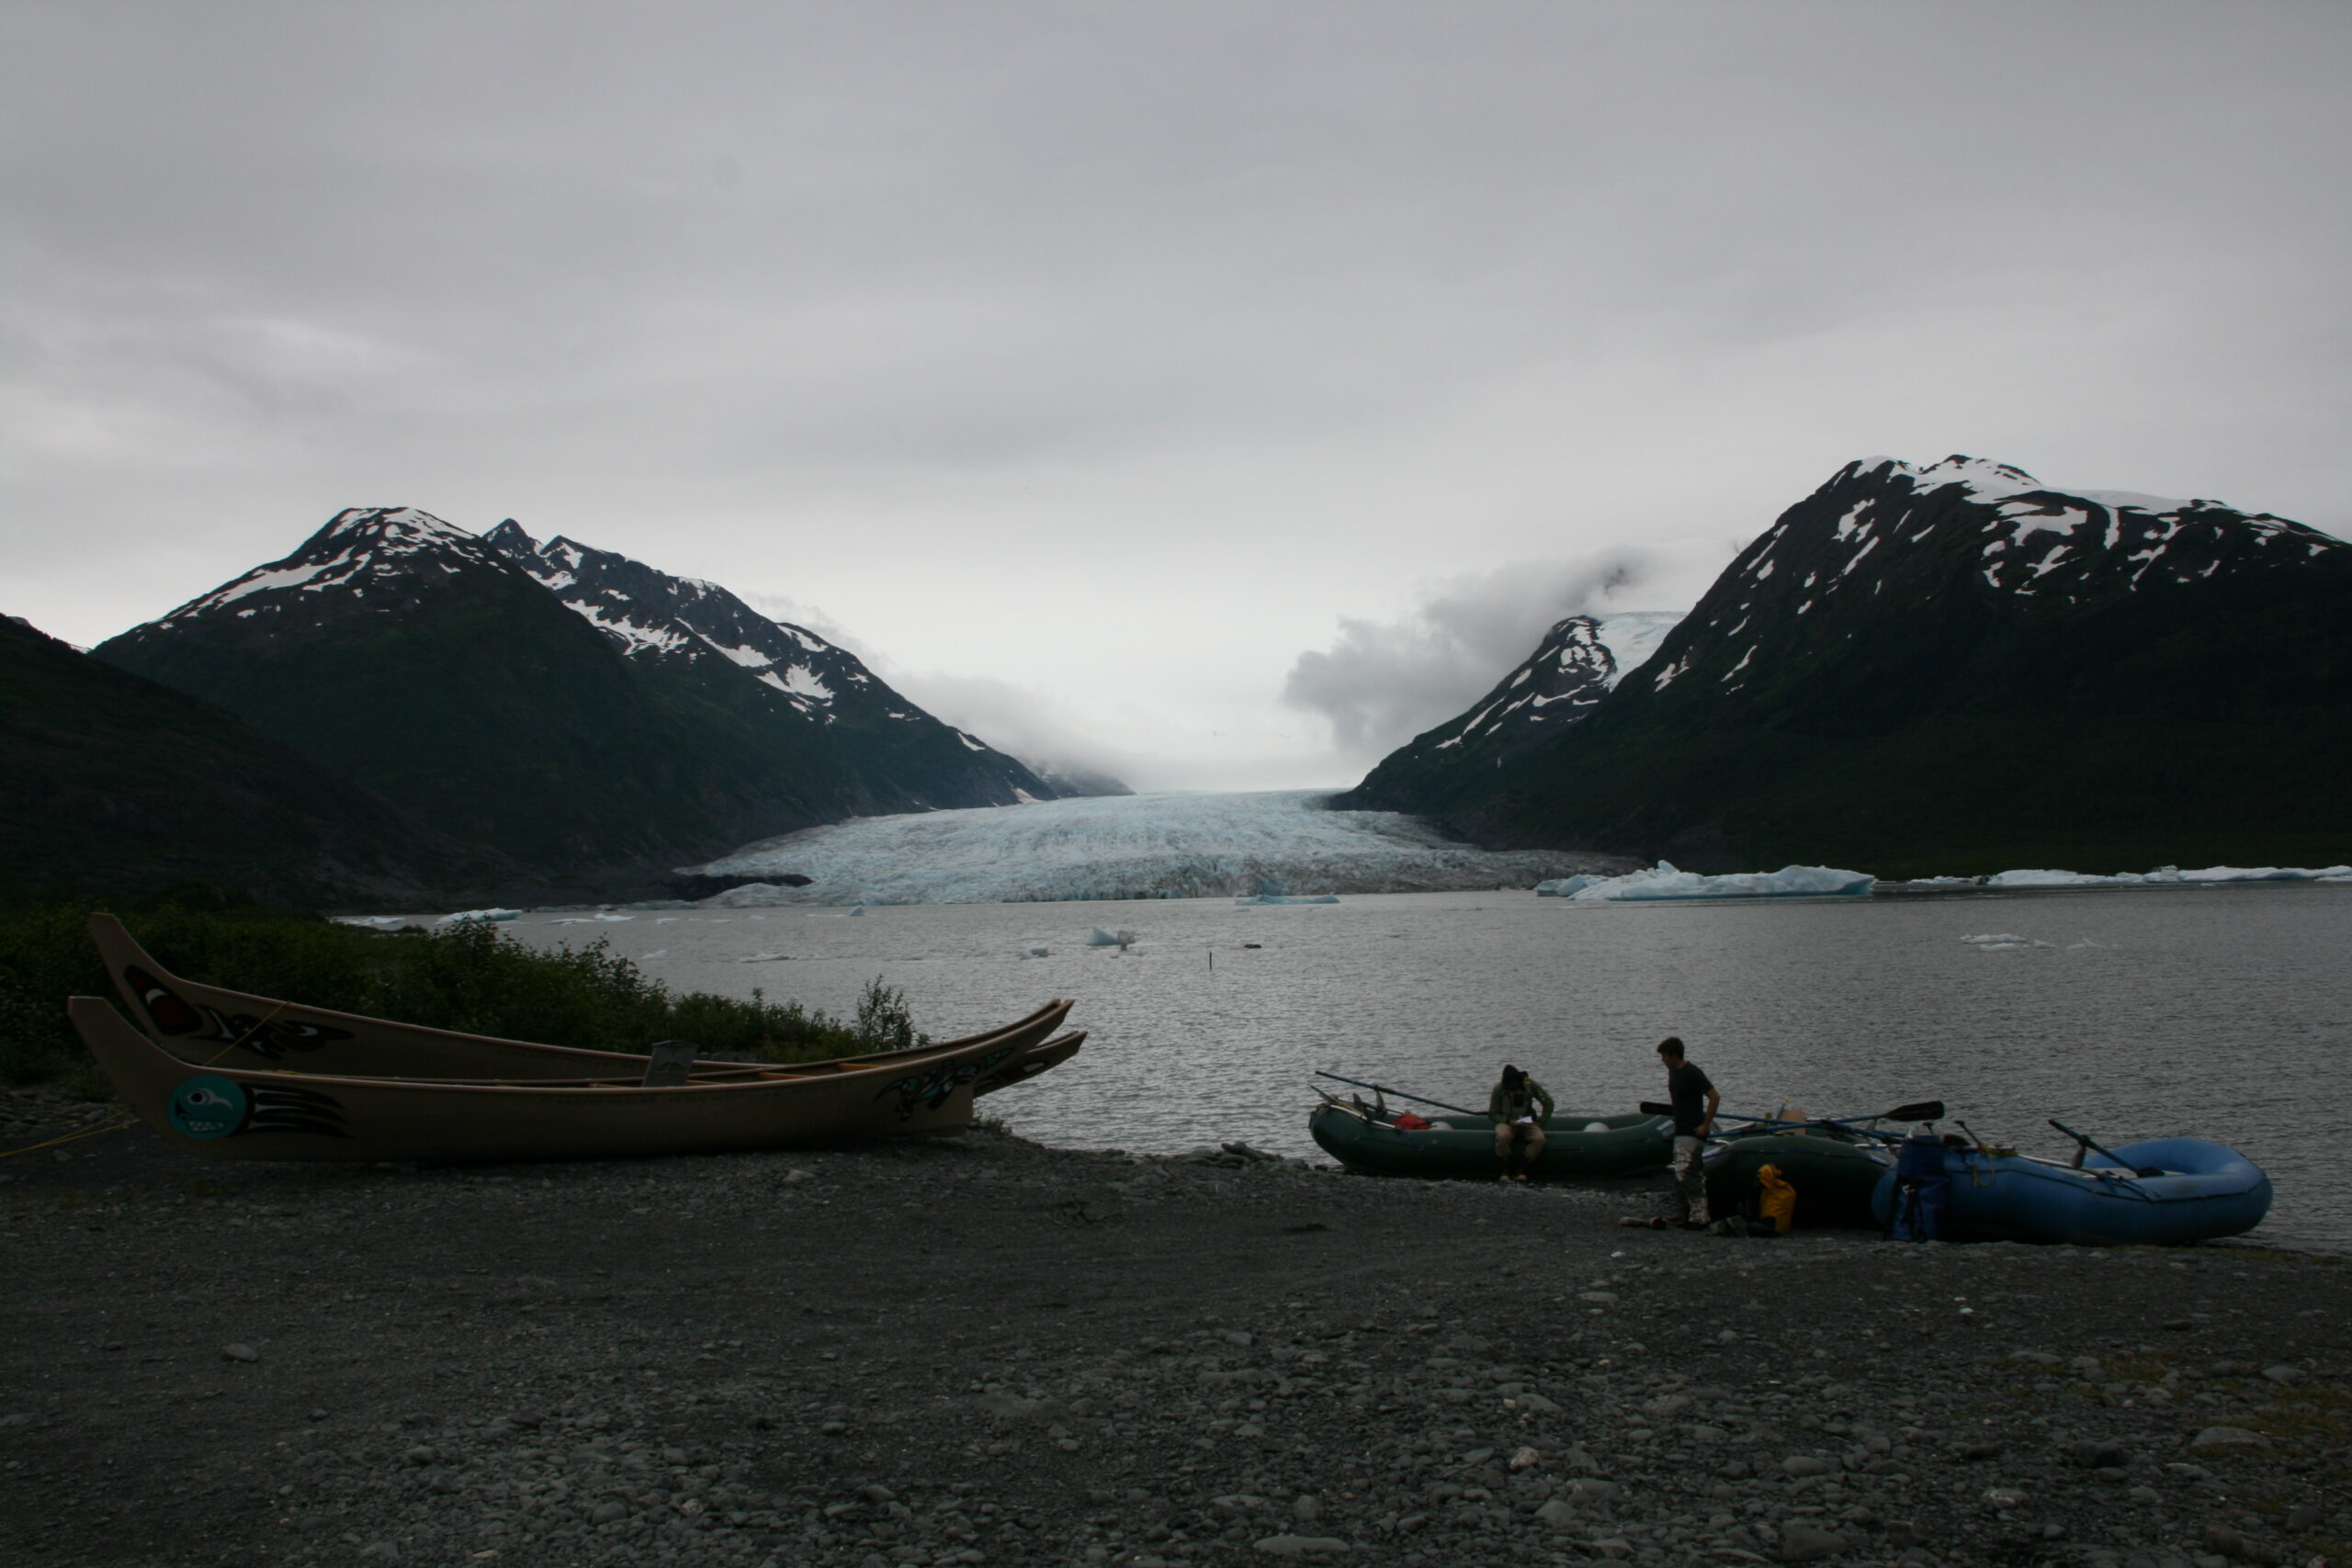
left=0, top=887, right=921, bottom=1093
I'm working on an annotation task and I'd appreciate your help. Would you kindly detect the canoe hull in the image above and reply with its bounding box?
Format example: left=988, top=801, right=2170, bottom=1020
left=1704, top=1130, right=1891, bottom=1228
left=1869, top=1137, right=2272, bottom=1246
left=71, top=997, right=1065, bottom=1164
left=90, top=912, right=1075, bottom=1088
left=1308, top=1104, right=1672, bottom=1179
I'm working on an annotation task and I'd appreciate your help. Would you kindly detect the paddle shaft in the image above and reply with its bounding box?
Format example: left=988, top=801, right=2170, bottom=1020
left=1314, top=1071, right=1483, bottom=1120
left=2050, top=1119, right=2163, bottom=1177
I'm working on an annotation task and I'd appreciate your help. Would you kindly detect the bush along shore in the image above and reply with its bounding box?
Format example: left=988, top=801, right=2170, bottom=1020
left=0, top=1121, right=2344, bottom=1568
left=0, top=889, right=919, bottom=1093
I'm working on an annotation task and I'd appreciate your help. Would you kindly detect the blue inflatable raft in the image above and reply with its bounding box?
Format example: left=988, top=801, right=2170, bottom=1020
left=1871, top=1136, right=2271, bottom=1247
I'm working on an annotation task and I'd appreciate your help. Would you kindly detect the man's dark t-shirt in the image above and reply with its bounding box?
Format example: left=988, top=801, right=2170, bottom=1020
left=1668, top=1062, right=1715, bottom=1135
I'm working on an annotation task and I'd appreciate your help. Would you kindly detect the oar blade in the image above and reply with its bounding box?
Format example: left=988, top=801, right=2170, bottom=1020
left=1882, top=1100, right=1944, bottom=1123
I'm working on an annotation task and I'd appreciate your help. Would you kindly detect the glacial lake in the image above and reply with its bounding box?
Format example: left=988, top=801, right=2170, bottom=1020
left=499, top=884, right=2352, bottom=1251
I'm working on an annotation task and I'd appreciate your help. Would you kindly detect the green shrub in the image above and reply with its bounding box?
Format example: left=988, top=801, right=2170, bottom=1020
left=0, top=890, right=920, bottom=1092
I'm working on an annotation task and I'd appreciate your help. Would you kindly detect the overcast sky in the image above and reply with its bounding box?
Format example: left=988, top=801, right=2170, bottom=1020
left=6, top=2, right=2346, bottom=790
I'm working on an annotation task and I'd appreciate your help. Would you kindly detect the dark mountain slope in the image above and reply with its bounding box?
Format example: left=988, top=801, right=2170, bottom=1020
left=94, top=509, right=793, bottom=883
left=481, top=522, right=1065, bottom=812
left=1349, top=611, right=1683, bottom=804
left=1344, top=457, right=2352, bottom=874
left=1, top=615, right=511, bottom=903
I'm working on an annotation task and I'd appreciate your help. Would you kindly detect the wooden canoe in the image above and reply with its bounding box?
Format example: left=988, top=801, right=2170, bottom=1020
left=89, top=912, right=1075, bottom=1088
left=71, top=995, right=1080, bottom=1163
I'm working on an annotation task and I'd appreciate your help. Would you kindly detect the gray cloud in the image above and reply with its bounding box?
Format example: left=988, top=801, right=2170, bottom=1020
left=4, top=3, right=2346, bottom=792
left=1282, top=549, right=1690, bottom=759
left=879, top=671, right=1138, bottom=794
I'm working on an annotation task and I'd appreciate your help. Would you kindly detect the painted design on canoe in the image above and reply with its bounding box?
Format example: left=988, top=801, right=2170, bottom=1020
left=166, top=1076, right=245, bottom=1138
left=876, top=1045, right=1021, bottom=1120
left=166, top=1075, right=350, bottom=1141
left=124, top=964, right=354, bottom=1061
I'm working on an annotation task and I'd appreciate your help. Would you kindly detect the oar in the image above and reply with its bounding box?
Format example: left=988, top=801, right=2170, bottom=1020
left=2049, top=1119, right=2164, bottom=1178
left=1314, top=1071, right=1482, bottom=1119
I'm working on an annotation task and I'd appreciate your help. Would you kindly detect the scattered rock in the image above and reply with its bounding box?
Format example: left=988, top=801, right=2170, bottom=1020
left=1776, top=1523, right=1846, bottom=1562
left=1782, top=1455, right=1837, bottom=1477
left=1252, top=1534, right=1351, bottom=1557
left=2068, top=1438, right=2131, bottom=1469
left=221, top=1343, right=259, bottom=1363
left=2188, top=1427, right=2271, bottom=1455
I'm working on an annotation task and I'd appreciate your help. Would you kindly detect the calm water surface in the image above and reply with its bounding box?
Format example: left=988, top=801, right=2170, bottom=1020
left=503, top=886, right=2352, bottom=1249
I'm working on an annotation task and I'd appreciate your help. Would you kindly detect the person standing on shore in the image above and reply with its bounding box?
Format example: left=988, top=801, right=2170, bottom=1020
left=1658, top=1036, right=1718, bottom=1227
left=1488, top=1064, right=1555, bottom=1182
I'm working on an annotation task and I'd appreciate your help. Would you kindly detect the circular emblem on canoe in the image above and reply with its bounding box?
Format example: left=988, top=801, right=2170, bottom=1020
left=167, top=1076, right=248, bottom=1140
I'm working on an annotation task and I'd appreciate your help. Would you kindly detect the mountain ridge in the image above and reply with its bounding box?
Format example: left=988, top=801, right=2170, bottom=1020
left=1343, top=456, right=2352, bottom=874
left=481, top=521, right=1066, bottom=815
left=95, top=507, right=816, bottom=888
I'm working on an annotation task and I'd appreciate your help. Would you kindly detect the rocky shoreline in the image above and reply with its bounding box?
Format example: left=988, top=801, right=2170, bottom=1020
left=1, top=1096, right=2346, bottom=1568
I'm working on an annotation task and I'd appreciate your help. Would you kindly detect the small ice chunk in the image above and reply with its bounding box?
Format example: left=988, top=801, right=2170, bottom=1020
left=1534, top=875, right=1602, bottom=897
left=334, top=915, right=411, bottom=929
left=1020, top=944, right=1050, bottom=958
left=1984, top=869, right=2143, bottom=888
left=737, top=952, right=789, bottom=964
left=435, top=908, right=521, bottom=927
left=640, top=950, right=669, bottom=960
left=1232, top=894, right=1340, bottom=905
left=1086, top=926, right=1137, bottom=947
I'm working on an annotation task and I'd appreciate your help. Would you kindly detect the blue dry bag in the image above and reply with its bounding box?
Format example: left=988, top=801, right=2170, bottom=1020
left=1889, top=1134, right=1951, bottom=1242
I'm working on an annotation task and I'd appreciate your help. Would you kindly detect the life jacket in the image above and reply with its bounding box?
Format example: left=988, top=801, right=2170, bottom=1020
left=1392, top=1111, right=1430, bottom=1131
left=1756, top=1163, right=1796, bottom=1234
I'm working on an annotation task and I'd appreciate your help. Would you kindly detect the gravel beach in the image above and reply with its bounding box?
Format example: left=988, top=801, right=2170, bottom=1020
left=3, top=1089, right=2346, bottom=1568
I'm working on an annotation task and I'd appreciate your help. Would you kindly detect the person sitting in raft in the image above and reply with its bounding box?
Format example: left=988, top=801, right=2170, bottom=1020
left=1488, top=1064, right=1555, bottom=1182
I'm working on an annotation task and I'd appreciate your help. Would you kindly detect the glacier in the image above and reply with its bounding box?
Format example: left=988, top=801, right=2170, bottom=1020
left=689, top=790, right=1628, bottom=907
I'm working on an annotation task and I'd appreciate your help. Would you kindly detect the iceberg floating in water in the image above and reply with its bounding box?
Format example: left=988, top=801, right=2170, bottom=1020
left=1566, top=862, right=1875, bottom=901
left=1533, top=875, right=1603, bottom=897
left=1233, top=894, right=1340, bottom=905
left=1085, top=926, right=1137, bottom=948
left=334, top=915, right=412, bottom=929
left=1988, top=864, right=2352, bottom=889
left=1961, top=932, right=2055, bottom=950
left=435, top=908, right=522, bottom=927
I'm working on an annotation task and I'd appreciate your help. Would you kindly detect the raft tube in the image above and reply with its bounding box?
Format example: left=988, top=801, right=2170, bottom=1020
left=1308, top=1101, right=1671, bottom=1179
left=1869, top=1137, right=2272, bottom=1246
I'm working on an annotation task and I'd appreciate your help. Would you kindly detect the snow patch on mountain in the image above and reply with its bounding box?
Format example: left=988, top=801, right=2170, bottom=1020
left=689, top=790, right=1627, bottom=905
left=1419, top=610, right=1686, bottom=756
left=159, top=507, right=506, bottom=628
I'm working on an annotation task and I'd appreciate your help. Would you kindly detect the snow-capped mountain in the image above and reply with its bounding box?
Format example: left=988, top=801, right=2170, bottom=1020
left=136, top=507, right=518, bottom=637
left=1625, top=455, right=2345, bottom=703
left=1402, top=610, right=1684, bottom=761
left=481, top=521, right=1065, bottom=811
left=96, top=507, right=831, bottom=886
left=1348, top=456, right=2352, bottom=874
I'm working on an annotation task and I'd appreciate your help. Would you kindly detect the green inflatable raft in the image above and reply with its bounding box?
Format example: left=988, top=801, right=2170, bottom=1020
left=1703, top=1124, right=1892, bottom=1227
left=1309, top=1100, right=1673, bottom=1179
